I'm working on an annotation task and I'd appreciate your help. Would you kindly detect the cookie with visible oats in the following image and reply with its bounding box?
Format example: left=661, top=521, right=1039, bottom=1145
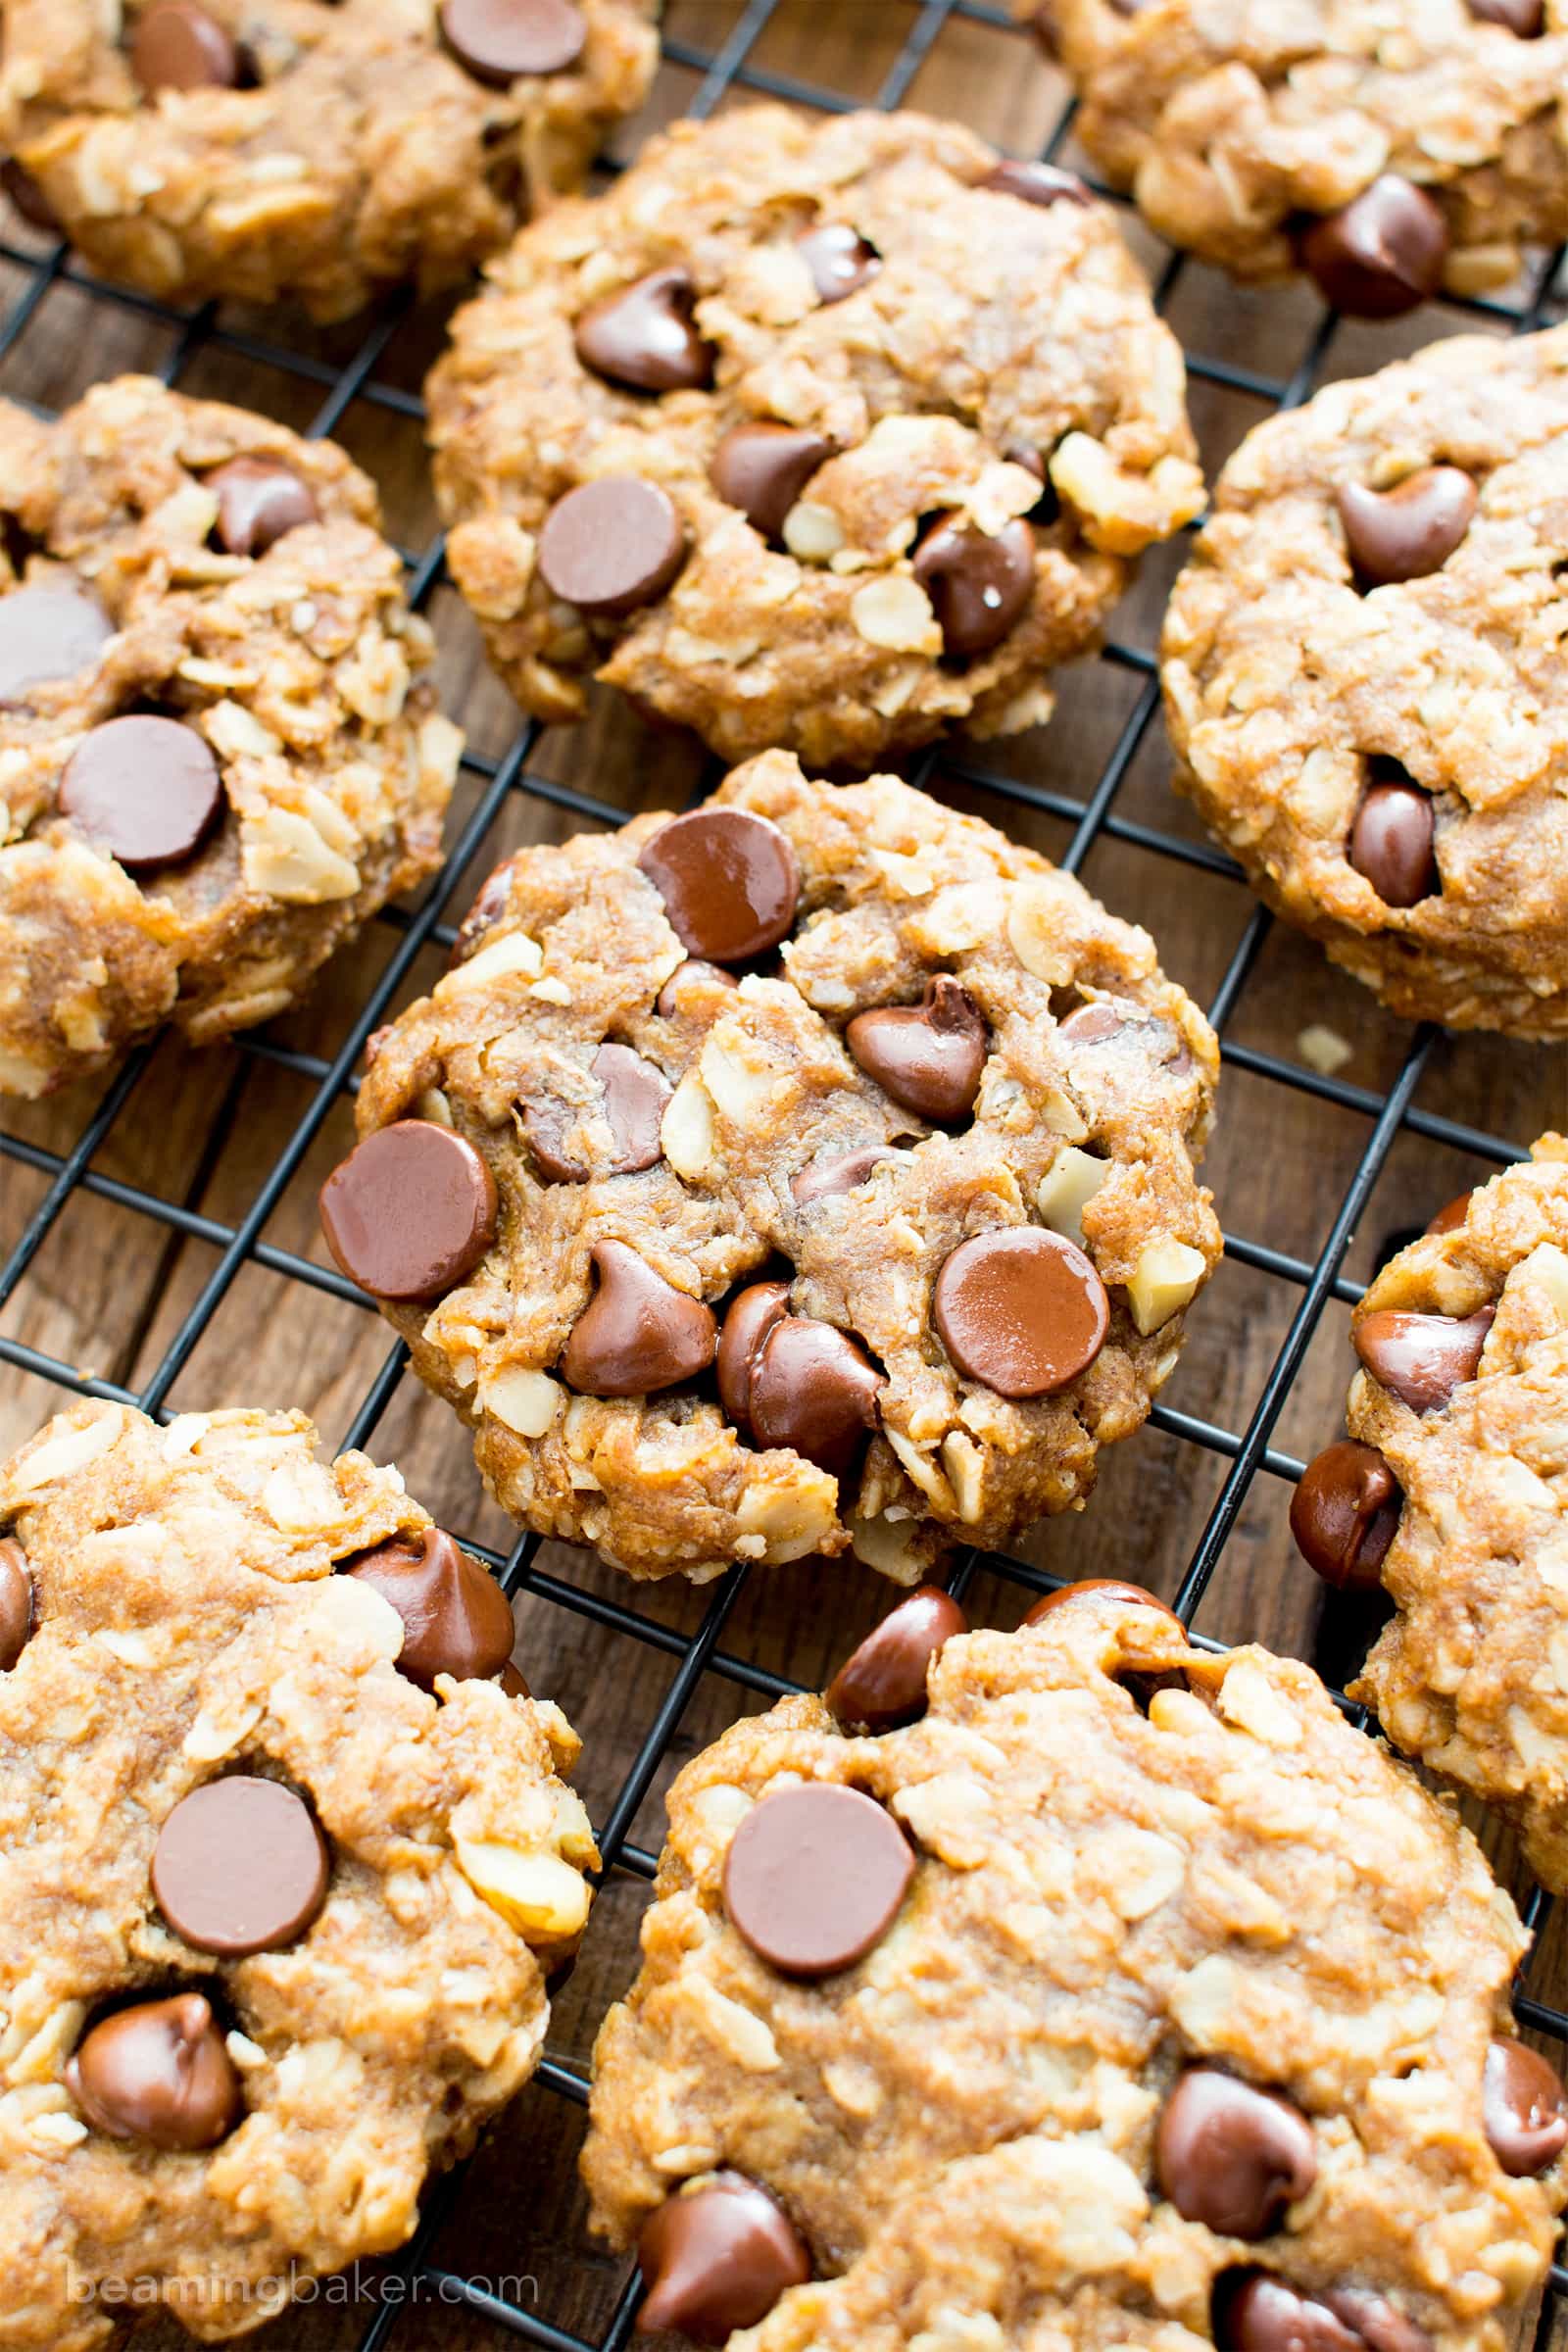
left=322, top=751, right=1221, bottom=1586
left=425, top=103, right=1204, bottom=772
left=0, top=1399, right=597, bottom=2351
left=0, top=0, right=659, bottom=321
left=0, top=376, right=463, bottom=1099
left=583, top=1584, right=1566, bottom=2352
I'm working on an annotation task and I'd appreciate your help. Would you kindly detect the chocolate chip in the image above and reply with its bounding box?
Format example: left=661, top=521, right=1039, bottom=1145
left=206, top=458, right=319, bottom=558
left=439, top=0, right=587, bottom=82
left=537, top=477, right=687, bottom=616
left=1218, top=2277, right=1366, bottom=2352
left=525, top=1044, right=672, bottom=1182
left=57, top=715, right=222, bottom=873
left=0, top=584, right=114, bottom=706
left=1484, top=2038, right=1568, bottom=2176
left=657, top=958, right=740, bottom=1017
left=574, top=266, right=714, bottom=393
left=1468, top=0, right=1544, bottom=28
left=637, top=807, right=800, bottom=964
left=1320, top=2291, right=1434, bottom=2352
left=561, top=1240, right=716, bottom=1397
left=791, top=1143, right=900, bottom=1204
left=1023, top=1578, right=1179, bottom=1625
left=500, top=1660, right=531, bottom=1698
left=343, top=1527, right=514, bottom=1690
left=847, top=976, right=988, bottom=1123
left=319, top=1120, right=498, bottom=1304
left=911, top=514, right=1034, bottom=660
left=716, top=1280, right=791, bottom=1434
left=1290, top=1442, right=1402, bottom=1592
left=450, top=853, right=519, bottom=966
left=710, top=423, right=836, bottom=542
left=795, top=221, right=882, bottom=304
left=934, top=1227, right=1109, bottom=1398
left=0, top=1537, right=33, bottom=1670
left=1426, top=1192, right=1472, bottom=1236
left=637, top=2175, right=810, bottom=2341
left=1057, top=1002, right=1125, bottom=1046
left=130, top=0, right=240, bottom=91
left=722, top=1783, right=913, bottom=1977
left=1336, top=466, right=1476, bottom=587
left=152, top=1776, right=329, bottom=1957
left=2, top=160, right=62, bottom=234
left=826, top=1586, right=966, bottom=1731
left=1354, top=1303, right=1494, bottom=1413
left=749, top=1316, right=884, bottom=1477
left=1348, top=778, right=1438, bottom=907
left=982, top=158, right=1093, bottom=208
left=1298, top=176, right=1448, bottom=318
left=1156, top=2066, right=1317, bottom=2236
left=67, top=1994, right=242, bottom=2150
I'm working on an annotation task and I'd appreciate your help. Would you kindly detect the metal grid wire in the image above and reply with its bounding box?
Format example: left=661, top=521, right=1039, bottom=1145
left=0, top=2, right=1565, bottom=2343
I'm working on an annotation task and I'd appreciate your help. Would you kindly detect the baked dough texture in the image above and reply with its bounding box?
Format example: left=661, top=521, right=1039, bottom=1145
left=1020, top=0, right=1568, bottom=301
left=0, top=1399, right=599, bottom=2350
left=1348, top=1138, right=1568, bottom=1888
left=348, top=755, right=1221, bottom=1586
left=426, top=104, right=1204, bottom=771
left=0, top=0, right=661, bottom=320
left=584, top=1589, right=1564, bottom=2352
left=0, top=376, right=463, bottom=1098
left=1161, top=327, right=1568, bottom=1037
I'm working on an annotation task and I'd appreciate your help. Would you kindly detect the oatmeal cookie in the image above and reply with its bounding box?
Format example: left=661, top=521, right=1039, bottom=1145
left=320, top=754, right=1222, bottom=1587
left=0, top=375, right=463, bottom=1099
left=1293, top=1136, right=1568, bottom=1889
left=0, top=0, right=659, bottom=320
left=425, top=104, right=1204, bottom=772
left=0, top=1398, right=598, bottom=2350
left=582, top=1582, right=1566, bottom=2352
left=1161, top=326, right=1568, bottom=1037
left=1021, top=0, right=1568, bottom=313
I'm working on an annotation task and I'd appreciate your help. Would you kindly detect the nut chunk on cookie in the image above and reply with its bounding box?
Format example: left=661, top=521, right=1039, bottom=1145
left=324, top=753, right=1220, bottom=1586
left=0, top=376, right=463, bottom=1099
left=0, top=1399, right=597, bottom=2351
left=1294, top=1136, right=1568, bottom=1890
left=0, top=0, right=660, bottom=319
left=427, top=104, right=1203, bottom=771
left=1162, top=326, right=1568, bottom=1037
left=583, top=1585, right=1565, bottom=2352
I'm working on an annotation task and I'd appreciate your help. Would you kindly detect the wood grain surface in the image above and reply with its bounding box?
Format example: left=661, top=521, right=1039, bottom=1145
left=2, top=5, right=1566, bottom=2347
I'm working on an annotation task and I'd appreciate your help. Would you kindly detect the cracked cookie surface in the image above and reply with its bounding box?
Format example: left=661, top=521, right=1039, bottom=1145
left=426, top=104, right=1204, bottom=772
left=1021, top=0, right=1568, bottom=310
left=0, top=375, right=463, bottom=1098
left=583, top=1586, right=1565, bottom=2352
left=328, top=753, right=1221, bottom=1587
left=0, top=0, right=660, bottom=320
left=0, top=1399, right=598, bottom=2350
left=1161, top=326, right=1568, bottom=1037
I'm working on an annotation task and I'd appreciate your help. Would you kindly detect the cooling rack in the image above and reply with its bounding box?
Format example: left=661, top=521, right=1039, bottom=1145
left=1, top=4, right=1566, bottom=2347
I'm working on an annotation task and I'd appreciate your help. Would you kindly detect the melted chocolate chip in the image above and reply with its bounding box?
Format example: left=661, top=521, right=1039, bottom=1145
left=1348, top=778, right=1438, bottom=908
left=1298, top=176, right=1448, bottom=318
left=130, top=0, right=240, bottom=92
left=1467, top=0, right=1544, bottom=28
left=825, top=1586, right=966, bottom=1731
left=791, top=1143, right=900, bottom=1204
left=1023, top=1578, right=1179, bottom=1625
left=574, top=267, right=714, bottom=393
left=206, top=458, right=319, bottom=558
left=152, top=1776, right=329, bottom=1957
left=319, top=1121, right=498, bottom=1304
left=440, top=0, right=587, bottom=80
left=982, top=158, right=1093, bottom=208
left=68, top=1994, right=242, bottom=2149
left=710, top=423, right=836, bottom=542
left=722, top=1783, right=913, bottom=1977
left=1336, top=466, right=1476, bottom=587
left=525, top=1044, right=671, bottom=1182
left=934, top=1227, right=1109, bottom=1398
left=1353, top=1303, right=1494, bottom=1413
left=748, top=1316, right=884, bottom=1477
left=637, top=807, right=800, bottom=964
left=343, top=1527, right=514, bottom=1689
left=0, top=584, right=115, bottom=707
left=0, top=1537, right=33, bottom=1670
left=561, top=1240, right=716, bottom=1396
left=57, top=715, right=223, bottom=873
left=657, top=958, right=740, bottom=1017
left=537, top=477, right=687, bottom=615
left=1289, top=1441, right=1402, bottom=1592
left=795, top=221, right=882, bottom=304
left=1156, top=2066, right=1317, bottom=2237
left=450, top=853, right=520, bottom=966
left=1484, top=2038, right=1568, bottom=2176
left=1426, top=1192, right=1473, bottom=1237
left=846, top=976, right=988, bottom=1124
left=637, top=2175, right=810, bottom=2341
left=716, top=1281, right=791, bottom=1435
left=911, top=514, right=1034, bottom=659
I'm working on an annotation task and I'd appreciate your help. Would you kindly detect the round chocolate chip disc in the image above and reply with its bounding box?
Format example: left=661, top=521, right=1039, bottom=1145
left=825, top=1585, right=966, bottom=1732
left=637, top=807, right=800, bottom=964
left=319, top=1120, right=499, bottom=1304
left=1155, top=2066, right=1317, bottom=2237
left=934, top=1227, right=1109, bottom=1398
left=846, top=976, right=988, bottom=1124
left=440, top=0, right=587, bottom=81
left=537, top=477, right=687, bottom=617
left=152, top=1776, right=329, bottom=1957
left=1336, top=466, right=1476, bottom=587
left=795, top=221, right=882, bottom=304
left=1484, top=2038, right=1568, bottom=2176
left=0, top=584, right=115, bottom=707
left=130, top=0, right=241, bottom=92
left=1353, top=1303, right=1494, bottom=1413
left=1298, top=175, right=1448, bottom=318
left=710, top=423, right=836, bottom=543
left=911, top=514, right=1034, bottom=660
left=1348, top=778, right=1438, bottom=908
left=206, top=458, right=319, bottom=559
left=344, top=1526, right=514, bottom=1690
left=573, top=266, right=713, bottom=393
left=561, top=1240, right=716, bottom=1396
left=57, top=715, right=223, bottom=874
left=638, top=2175, right=810, bottom=2342
left=0, top=1535, right=33, bottom=1671
left=722, top=1782, right=914, bottom=1979
left=67, top=1993, right=242, bottom=2150
left=1289, top=1441, right=1401, bottom=1592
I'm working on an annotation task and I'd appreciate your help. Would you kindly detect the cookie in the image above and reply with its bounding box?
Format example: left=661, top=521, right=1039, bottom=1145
left=425, top=104, right=1204, bottom=771
left=322, top=754, right=1221, bottom=1587
left=0, top=1399, right=598, bottom=2350
left=582, top=1582, right=1566, bottom=2352
left=0, top=376, right=463, bottom=1099
left=1021, top=0, right=1568, bottom=313
left=1292, top=1135, right=1568, bottom=1889
left=1161, top=327, right=1568, bottom=1037
left=0, top=0, right=659, bottom=320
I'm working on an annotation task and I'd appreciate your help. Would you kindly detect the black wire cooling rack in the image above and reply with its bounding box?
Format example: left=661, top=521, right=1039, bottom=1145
left=2, top=3, right=1567, bottom=2345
